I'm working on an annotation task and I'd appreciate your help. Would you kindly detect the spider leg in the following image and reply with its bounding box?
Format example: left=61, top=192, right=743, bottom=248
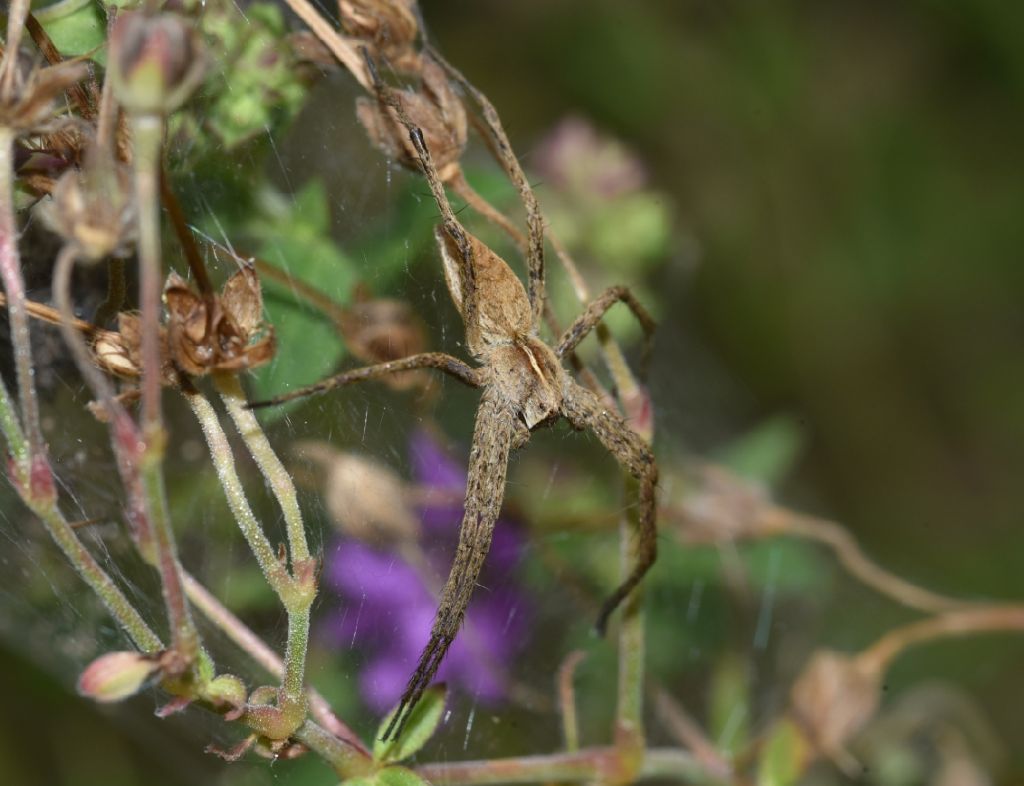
left=426, top=47, right=547, bottom=332
left=562, top=381, right=658, bottom=634
left=556, top=286, right=656, bottom=371
left=246, top=353, right=479, bottom=409
left=362, top=53, right=482, bottom=348
left=382, top=390, right=517, bottom=740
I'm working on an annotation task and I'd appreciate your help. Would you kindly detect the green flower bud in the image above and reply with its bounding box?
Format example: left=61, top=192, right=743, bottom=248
left=108, top=11, right=205, bottom=116
left=77, top=650, right=161, bottom=703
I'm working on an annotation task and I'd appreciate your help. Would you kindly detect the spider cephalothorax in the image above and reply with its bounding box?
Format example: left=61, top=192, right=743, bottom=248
left=252, top=58, right=658, bottom=740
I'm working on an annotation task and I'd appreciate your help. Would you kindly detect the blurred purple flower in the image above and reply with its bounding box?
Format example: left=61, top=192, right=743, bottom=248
left=321, top=428, right=529, bottom=713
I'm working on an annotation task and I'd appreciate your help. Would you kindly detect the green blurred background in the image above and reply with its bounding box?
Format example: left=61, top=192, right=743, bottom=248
left=3, top=0, right=1024, bottom=783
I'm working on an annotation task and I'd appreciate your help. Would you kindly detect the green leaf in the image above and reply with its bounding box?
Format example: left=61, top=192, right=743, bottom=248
left=243, top=181, right=355, bottom=418
left=373, top=685, right=447, bottom=763
left=36, top=1, right=107, bottom=60
left=756, top=718, right=810, bottom=786
left=715, top=415, right=804, bottom=488
left=708, top=652, right=750, bottom=757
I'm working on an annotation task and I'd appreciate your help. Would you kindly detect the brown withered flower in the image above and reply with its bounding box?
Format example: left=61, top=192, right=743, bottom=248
left=92, top=311, right=175, bottom=385
left=0, top=50, right=88, bottom=135
left=40, top=146, right=136, bottom=262
left=339, top=0, right=420, bottom=73
left=356, top=57, right=466, bottom=182
left=789, top=650, right=882, bottom=770
left=163, top=266, right=275, bottom=377
left=339, top=287, right=427, bottom=390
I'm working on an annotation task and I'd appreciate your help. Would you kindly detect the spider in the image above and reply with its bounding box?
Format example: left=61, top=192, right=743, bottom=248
left=251, top=56, right=658, bottom=740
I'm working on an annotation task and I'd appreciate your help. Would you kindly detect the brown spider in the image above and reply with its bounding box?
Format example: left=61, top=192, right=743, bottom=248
left=251, top=57, right=658, bottom=740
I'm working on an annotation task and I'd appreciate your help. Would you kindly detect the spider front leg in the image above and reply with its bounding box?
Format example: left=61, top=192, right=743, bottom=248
left=247, top=352, right=480, bottom=408
left=556, top=286, right=656, bottom=368
left=563, top=381, right=658, bottom=634
left=382, top=389, right=518, bottom=741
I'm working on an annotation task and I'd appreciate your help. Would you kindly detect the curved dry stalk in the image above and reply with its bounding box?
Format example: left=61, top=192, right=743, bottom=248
left=861, top=605, right=1024, bottom=676
left=768, top=509, right=975, bottom=615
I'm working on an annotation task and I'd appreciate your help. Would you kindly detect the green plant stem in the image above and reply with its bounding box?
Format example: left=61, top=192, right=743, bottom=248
left=416, top=746, right=705, bottom=786
left=53, top=245, right=155, bottom=553
left=0, top=372, right=160, bottom=650
left=616, top=477, right=646, bottom=755
left=206, top=375, right=315, bottom=710
left=139, top=450, right=198, bottom=659
left=184, top=391, right=291, bottom=595
left=129, top=111, right=198, bottom=662
left=0, top=362, right=26, bottom=471
left=214, top=373, right=311, bottom=565
left=181, top=571, right=370, bottom=756
left=0, top=126, right=46, bottom=471
left=94, top=255, right=127, bottom=327
left=33, top=502, right=163, bottom=652
left=129, top=113, right=165, bottom=436
left=295, top=720, right=375, bottom=779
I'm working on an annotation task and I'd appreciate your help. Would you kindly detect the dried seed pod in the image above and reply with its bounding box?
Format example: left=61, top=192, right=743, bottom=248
left=292, top=440, right=420, bottom=547
left=92, top=311, right=175, bottom=385
left=356, top=57, right=466, bottom=182
left=0, top=52, right=88, bottom=134
left=108, top=11, right=205, bottom=116
left=339, top=0, right=420, bottom=73
left=672, top=464, right=776, bottom=545
left=163, top=267, right=275, bottom=377
left=340, top=289, right=427, bottom=390
left=40, top=148, right=135, bottom=262
left=790, top=650, right=881, bottom=764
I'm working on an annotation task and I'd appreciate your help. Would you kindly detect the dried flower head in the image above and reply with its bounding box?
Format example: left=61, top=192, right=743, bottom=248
left=790, top=650, right=882, bottom=766
left=672, top=464, right=777, bottom=545
left=108, top=11, right=206, bottom=116
left=0, top=51, right=88, bottom=134
left=356, top=58, right=466, bottom=182
left=339, top=0, right=420, bottom=73
left=92, top=311, right=174, bottom=384
left=340, top=289, right=427, bottom=390
left=40, top=147, right=136, bottom=262
left=163, top=267, right=275, bottom=377
left=292, top=440, right=420, bottom=547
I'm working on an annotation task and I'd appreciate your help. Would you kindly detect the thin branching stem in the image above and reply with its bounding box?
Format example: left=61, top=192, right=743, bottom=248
left=861, top=605, right=1024, bottom=675
left=129, top=112, right=199, bottom=661
left=0, top=354, right=161, bottom=651
left=32, top=503, right=164, bottom=652
left=416, top=746, right=707, bottom=786
left=212, top=373, right=315, bottom=709
left=0, top=126, right=46, bottom=471
left=616, top=475, right=646, bottom=755
left=184, top=390, right=292, bottom=595
left=215, top=373, right=311, bottom=565
left=181, top=571, right=369, bottom=756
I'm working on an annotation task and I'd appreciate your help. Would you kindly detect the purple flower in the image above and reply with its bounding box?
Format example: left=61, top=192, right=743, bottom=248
left=321, top=428, right=529, bottom=713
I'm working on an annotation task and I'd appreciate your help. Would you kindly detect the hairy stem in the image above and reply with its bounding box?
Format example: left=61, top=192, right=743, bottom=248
left=616, top=476, right=646, bottom=754
left=129, top=113, right=165, bottom=437
left=33, top=502, right=163, bottom=652
left=215, top=373, right=311, bottom=565
left=416, top=746, right=706, bottom=786
left=294, top=720, right=375, bottom=779
left=212, top=374, right=315, bottom=710
left=0, top=126, right=46, bottom=471
left=184, top=391, right=292, bottom=596
left=182, top=571, right=369, bottom=756
left=129, top=113, right=198, bottom=661
left=0, top=370, right=160, bottom=650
